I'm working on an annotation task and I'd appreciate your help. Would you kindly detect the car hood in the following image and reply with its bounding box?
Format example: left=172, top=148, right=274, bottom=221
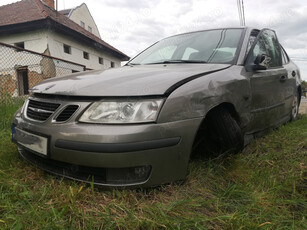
left=31, top=64, right=231, bottom=96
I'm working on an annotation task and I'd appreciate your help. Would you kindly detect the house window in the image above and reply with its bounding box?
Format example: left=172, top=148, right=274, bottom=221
left=99, top=57, right=104, bottom=65
left=88, top=26, right=92, bottom=33
left=63, top=44, right=71, bottom=54
left=80, top=21, right=85, bottom=28
left=83, top=51, right=89, bottom=60
left=14, top=42, right=24, bottom=49
left=111, top=61, right=115, bottom=68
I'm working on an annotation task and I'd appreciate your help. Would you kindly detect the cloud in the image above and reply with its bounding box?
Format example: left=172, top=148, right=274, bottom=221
left=102, top=0, right=154, bottom=9
left=1, top=0, right=307, bottom=80
left=96, top=0, right=307, bottom=80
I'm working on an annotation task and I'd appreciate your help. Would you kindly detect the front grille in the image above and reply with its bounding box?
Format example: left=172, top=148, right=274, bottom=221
left=26, top=99, right=60, bottom=121
left=55, top=105, right=79, bottom=122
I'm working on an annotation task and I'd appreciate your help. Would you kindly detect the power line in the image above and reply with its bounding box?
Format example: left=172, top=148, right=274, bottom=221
left=290, top=56, right=307, bottom=60
left=292, top=59, right=307, bottom=62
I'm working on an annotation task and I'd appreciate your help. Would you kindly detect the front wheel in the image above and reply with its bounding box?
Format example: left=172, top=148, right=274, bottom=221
left=205, top=107, right=244, bottom=155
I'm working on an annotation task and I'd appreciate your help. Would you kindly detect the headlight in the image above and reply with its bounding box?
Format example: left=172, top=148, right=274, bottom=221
left=21, top=99, right=29, bottom=114
left=79, top=99, right=164, bottom=124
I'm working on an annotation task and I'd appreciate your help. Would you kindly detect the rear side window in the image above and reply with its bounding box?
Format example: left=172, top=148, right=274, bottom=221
left=281, top=46, right=290, bottom=65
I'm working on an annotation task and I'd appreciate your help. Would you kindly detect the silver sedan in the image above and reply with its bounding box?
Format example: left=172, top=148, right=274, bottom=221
left=12, top=27, right=302, bottom=187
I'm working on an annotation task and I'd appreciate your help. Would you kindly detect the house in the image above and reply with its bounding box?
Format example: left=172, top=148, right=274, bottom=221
left=0, top=0, right=129, bottom=96
left=0, top=0, right=129, bottom=70
left=59, top=3, right=101, bottom=39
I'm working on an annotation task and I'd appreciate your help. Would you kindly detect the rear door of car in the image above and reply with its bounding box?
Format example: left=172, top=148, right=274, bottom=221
left=246, top=29, right=291, bottom=132
left=281, top=47, right=298, bottom=112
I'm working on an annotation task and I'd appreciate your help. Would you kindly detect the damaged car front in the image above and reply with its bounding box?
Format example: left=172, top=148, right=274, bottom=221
left=11, top=27, right=300, bottom=187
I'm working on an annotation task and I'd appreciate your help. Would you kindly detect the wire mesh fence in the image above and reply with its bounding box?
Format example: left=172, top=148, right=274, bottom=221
left=0, top=42, right=86, bottom=100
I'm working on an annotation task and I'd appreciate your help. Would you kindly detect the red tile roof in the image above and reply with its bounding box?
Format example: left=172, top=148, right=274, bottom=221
left=0, top=0, right=129, bottom=60
left=0, top=0, right=46, bottom=26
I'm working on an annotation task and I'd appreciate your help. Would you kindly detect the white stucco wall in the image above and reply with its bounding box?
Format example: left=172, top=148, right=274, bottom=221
left=46, top=31, right=121, bottom=70
left=0, top=29, right=121, bottom=71
left=0, top=30, right=48, bottom=53
left=68, top=3, right=101, bottom=39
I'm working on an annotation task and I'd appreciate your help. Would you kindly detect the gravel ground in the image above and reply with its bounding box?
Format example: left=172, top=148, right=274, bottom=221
left=299, top=98, right=307, bottom=114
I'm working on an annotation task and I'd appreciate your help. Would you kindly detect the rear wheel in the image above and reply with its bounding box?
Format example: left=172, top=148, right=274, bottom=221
left=290, top=92, right=299, bottom=121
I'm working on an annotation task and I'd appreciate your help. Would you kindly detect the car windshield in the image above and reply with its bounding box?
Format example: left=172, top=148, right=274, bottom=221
left=129, top=28, right=243, bottom=65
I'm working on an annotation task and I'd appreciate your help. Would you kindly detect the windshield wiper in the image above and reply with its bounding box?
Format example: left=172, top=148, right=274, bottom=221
left=145, top=60, right=207, bottom=64
left=126, top=62, right=140, bottom=66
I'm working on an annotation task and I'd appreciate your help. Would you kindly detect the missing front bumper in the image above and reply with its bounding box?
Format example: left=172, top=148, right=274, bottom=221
left=18, top=147, right=152, bottom=187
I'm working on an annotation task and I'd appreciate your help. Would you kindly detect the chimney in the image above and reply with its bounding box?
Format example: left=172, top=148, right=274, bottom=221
left=41, top=0, right=55, bottom=9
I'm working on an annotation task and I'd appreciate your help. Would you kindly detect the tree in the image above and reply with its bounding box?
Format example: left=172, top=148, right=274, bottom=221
left=302, top=80, right=306, bottom=97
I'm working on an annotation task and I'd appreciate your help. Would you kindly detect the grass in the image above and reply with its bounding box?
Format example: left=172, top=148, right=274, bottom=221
left=0, top=98, right=306, bottom=229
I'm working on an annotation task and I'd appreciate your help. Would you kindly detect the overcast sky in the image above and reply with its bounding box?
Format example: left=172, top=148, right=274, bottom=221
left=2, top=0, right=307, bottom=81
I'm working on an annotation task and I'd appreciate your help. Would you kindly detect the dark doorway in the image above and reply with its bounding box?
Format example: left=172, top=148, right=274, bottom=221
left=17, top=68, right=29, bottom=96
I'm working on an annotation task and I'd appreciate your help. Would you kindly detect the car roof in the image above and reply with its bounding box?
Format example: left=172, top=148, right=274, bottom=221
left=162, top=27, right=259, bottom=40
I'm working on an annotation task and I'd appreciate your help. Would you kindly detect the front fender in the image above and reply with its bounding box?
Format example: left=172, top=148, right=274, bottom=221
left=157, top=66, right=251, bottom=129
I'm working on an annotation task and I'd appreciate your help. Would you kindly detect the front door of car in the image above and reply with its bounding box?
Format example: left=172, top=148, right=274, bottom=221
left=245, top=29, right=289, bottom=132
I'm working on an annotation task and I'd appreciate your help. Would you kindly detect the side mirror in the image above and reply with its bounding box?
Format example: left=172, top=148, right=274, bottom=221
left=246, top=54, right=270, bottom=71
left=254, top=54, right=270, bottom=70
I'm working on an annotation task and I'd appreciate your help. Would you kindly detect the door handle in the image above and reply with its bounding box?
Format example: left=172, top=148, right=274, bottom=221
left=280, top=75, right=286, bottom=82
left=292, top=71, right=296, bottom=77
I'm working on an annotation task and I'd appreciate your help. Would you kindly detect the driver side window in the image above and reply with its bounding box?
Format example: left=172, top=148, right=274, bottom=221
left=251, top=30, right=282, bottom=68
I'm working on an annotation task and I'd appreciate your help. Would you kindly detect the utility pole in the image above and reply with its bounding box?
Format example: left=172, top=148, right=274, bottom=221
left=237, top=0, right=246, bottom=26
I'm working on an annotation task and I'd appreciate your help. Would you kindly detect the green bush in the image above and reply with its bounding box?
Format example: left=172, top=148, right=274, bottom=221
left=0, top=93, right=25, bottom=132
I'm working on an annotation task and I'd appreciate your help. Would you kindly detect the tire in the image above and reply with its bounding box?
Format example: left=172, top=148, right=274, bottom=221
left=205, top=107, right=244, bottom=155
left=290, top=92, right=299, bottom=121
